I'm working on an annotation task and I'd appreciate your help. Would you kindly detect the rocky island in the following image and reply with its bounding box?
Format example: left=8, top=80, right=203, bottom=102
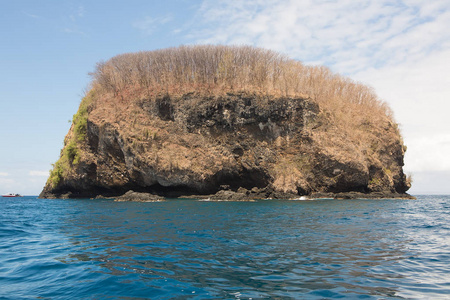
left=40, top=45, right=412, bottom=200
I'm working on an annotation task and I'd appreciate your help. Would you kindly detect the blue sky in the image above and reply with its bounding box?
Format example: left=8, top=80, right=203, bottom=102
left=1, top=0, right=449, bottom=195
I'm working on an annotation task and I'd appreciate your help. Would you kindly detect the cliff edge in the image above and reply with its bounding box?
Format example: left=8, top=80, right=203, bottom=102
left=40, top=45, right=411, bottom=199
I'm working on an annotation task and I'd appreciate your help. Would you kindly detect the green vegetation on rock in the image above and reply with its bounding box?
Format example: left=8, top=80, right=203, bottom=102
left=48, top=161, right=63, bottom=188
left=72, top=90, right=93, bottom=141
left=46, top=90, right=95, bottom=188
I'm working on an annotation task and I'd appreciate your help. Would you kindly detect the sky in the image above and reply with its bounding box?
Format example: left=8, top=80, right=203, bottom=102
left=1, top=0, right=449, bottom=195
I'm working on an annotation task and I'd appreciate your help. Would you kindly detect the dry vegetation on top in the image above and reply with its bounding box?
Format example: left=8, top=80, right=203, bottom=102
left=90, top=44, right=392, bottom=124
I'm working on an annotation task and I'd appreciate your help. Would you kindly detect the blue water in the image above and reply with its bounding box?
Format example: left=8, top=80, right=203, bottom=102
left=1, top=196, right=449, bottom=299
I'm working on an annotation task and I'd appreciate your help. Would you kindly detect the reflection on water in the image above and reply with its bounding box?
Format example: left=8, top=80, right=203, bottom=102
left=56, top=199, right=424, bottom=299
left=1, top=196, right=450, bottom=299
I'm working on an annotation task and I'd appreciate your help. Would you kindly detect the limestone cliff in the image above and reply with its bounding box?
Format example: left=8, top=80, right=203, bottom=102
left=40, top=45, right=411, bottom=199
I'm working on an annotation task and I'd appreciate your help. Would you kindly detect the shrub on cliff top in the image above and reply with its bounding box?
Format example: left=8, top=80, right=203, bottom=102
left=90, top=45, right=392, bottom=129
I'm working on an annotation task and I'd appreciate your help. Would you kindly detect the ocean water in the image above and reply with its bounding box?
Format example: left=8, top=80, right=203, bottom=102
left=1, top=196, right=449, bottom=299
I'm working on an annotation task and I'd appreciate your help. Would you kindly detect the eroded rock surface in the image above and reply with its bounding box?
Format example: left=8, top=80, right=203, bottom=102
left=40, top=92, right=411, bottom=199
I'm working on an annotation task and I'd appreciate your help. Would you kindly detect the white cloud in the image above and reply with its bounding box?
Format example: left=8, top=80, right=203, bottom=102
left=77, top=5, right=84, bottom=18
left=407, top=170, right=450, bottom=195
left=0, top=177, right=15, bottom=192
left=69, top=5, right=85, bottom=21
left=29, top=170, right=49, bottom=177
left=133, top=15, right=173, bottom=35
left=52, top=4, right=87, bottom=36
left=0, top=172, right=47, bottom=195
left=193, top=0, right=450, bottom=73
left=405, top=134, right=450, bottom=173
left=22, top=11, right=42, bottom=19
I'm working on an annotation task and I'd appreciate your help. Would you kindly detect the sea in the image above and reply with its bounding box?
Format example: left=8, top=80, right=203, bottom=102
left=1, top=195, right=449, bottom=299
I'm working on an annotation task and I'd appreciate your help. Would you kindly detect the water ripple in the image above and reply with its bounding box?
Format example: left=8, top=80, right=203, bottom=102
left=1, top=196, right=450, bottom=299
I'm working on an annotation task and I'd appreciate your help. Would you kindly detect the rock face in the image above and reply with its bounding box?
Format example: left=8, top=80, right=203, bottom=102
left=40, top=91, right=411, bottom=199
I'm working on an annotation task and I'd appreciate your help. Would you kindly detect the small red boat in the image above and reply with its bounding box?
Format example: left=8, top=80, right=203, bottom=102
left=2, top=193, right=22, bottom=197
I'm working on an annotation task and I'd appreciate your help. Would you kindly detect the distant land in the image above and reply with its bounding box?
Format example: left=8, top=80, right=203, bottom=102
left=40, top=45, right=412, bottom=200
